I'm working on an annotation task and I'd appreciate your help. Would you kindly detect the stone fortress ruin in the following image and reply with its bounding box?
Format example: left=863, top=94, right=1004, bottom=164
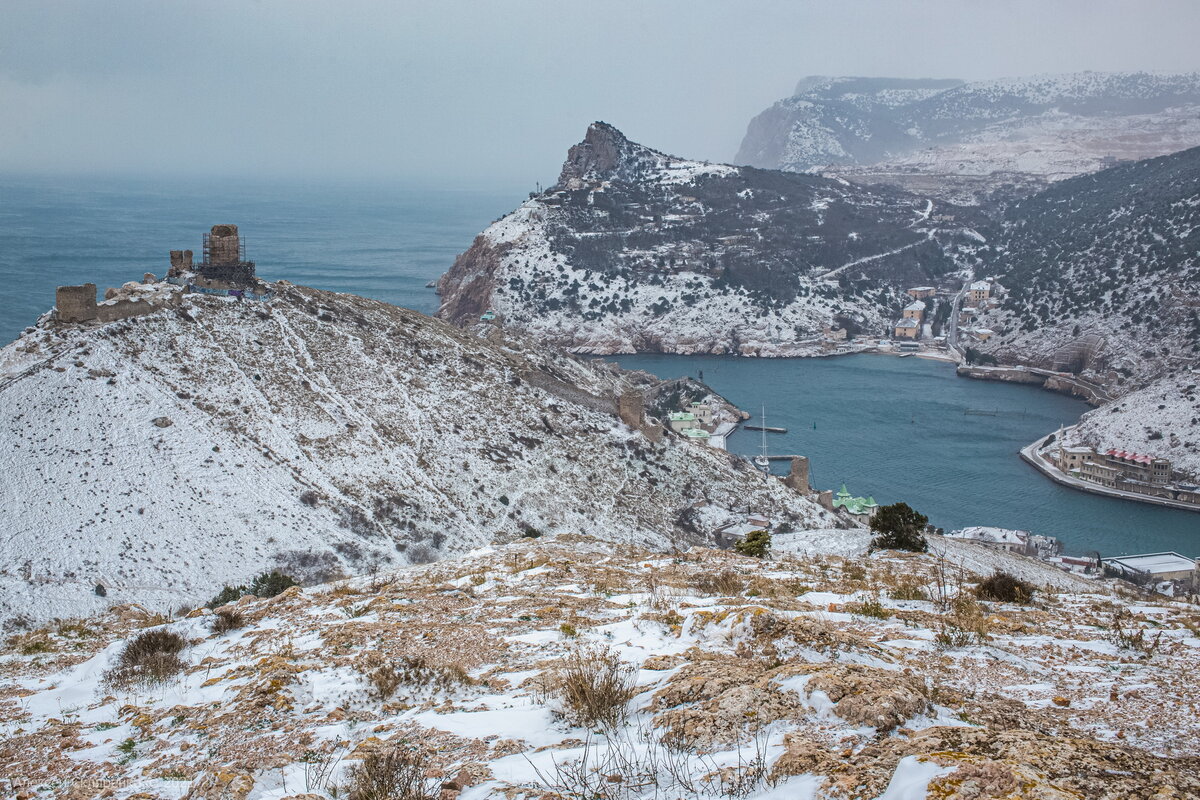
left=54, top=225, right=267, bottom=325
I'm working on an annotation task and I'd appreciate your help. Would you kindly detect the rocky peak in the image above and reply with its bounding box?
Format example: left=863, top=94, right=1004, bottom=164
left=556, top=121, right=657, bottom=187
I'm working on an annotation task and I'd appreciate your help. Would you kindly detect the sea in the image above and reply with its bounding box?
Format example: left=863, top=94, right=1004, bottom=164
left=1, top=173, right=1195, bottom=558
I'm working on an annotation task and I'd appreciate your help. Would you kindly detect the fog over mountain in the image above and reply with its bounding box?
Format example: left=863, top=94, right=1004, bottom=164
left=2, top=0, right=1199, bottom=184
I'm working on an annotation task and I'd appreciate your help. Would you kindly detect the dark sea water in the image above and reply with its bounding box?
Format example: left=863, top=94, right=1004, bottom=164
left=2, top=174, right=1195, bottom=558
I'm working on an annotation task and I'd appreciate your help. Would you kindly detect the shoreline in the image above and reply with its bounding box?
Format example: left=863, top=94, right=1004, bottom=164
left=1020, top=433, right=1200, bottom=514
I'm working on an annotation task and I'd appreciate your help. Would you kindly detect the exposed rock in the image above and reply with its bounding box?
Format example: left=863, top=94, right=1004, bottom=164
left=152, top=416, right=173, bottom=428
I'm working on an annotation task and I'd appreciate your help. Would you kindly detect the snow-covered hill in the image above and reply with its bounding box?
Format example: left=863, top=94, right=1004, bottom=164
left=972, top=145, right=1200, bottom=391
left=3, top=534, right=1197, bottom=799
left=437, top=122, right=985, bottom=354
left=0, top=284, right=836, bottom=625
left=1066, top=370, right=1200, bottom=478
left=737, top=72, right=1200, bottom=203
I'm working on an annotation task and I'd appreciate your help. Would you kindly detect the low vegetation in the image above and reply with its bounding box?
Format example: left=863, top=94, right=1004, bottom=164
left=364, top=654, right=472, bottom=701
left=733, top=529, right=771, bottom=559
left=344, top=748, right=440, bottom=800
left=975, top=571, right=1037, bottom=604
left=207, top=570, right=300, bottom=607
left=210, top=608, right=247, bottom=635
left=551, top=646, right=638, bottom=730
left=101, top=628, right=188, bottom=689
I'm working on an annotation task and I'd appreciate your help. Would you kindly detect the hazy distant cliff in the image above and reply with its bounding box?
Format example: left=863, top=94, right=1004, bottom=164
left=737, top=72, right=1200, bottom=203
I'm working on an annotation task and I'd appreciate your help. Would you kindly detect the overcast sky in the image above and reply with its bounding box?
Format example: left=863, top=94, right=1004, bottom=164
left=3, top=1, right=1199, bottom=188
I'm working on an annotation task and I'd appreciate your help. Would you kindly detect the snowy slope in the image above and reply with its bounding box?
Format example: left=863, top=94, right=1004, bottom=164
left=2, top=535, right=1197, bottom=799
left=1066, top=370, right=1200, bottom=478
left=0, top=285, right=837, bottom=625
left=972, top=144, right=1200, bottom=390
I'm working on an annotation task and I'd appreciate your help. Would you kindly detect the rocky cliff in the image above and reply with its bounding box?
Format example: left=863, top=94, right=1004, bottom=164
left=0, top=283, right=836, bottom=625
left=437, top=122, right=987, bottom=355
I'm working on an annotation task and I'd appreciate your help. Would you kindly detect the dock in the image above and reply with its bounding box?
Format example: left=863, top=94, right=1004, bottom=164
left=744, top=425, right=788, bottom=433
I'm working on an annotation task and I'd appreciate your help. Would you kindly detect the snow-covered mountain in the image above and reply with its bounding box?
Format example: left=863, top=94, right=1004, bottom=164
left=437, top=122, right=986, bottom=355
left=0, top=284, right=836, bottom=625
left=737, top=72, right=1200, bottom=203
left=5, top=532, right=1199, bottom=799
left=972, top=144, right=1200, bottom=390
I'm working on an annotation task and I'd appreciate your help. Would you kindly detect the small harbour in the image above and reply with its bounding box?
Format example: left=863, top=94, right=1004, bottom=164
left=605, top=352, right=1200, bottom=558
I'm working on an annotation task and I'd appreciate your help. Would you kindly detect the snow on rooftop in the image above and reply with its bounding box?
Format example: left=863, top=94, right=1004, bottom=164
left=1104, top=552, right=1196, bottom=575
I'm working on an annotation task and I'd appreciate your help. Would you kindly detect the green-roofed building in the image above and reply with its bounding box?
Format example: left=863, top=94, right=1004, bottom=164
left=832, top=484, right=880, bottom=521
left=667, top=411, right=697, bottom=432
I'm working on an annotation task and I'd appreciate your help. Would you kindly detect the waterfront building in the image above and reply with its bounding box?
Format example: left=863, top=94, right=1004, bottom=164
left=688, top=402, right=714, bottom=426
left=832, top=484, right=879, bottom=521
left=682, top=428, right=711, bottom=442
left=1102, top=552, right=1197, bottom=589
left=894, top=318, right=919, bottom=339
left=1050, top=436, right=1200, bottom=505
left=947, top=526, right=1062, bottom=558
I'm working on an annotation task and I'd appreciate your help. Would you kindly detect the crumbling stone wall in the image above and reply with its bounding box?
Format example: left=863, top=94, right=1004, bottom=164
left=619, top=391, right=645, bottom=429
left=55, top=284, right=98, bottom=323
left=784, top=456, right=810, bottom=493
left=169, top=250, right=194, bottom=277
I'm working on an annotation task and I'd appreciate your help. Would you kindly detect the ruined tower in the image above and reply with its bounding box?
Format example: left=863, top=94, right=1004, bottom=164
left=784, top=456, right=810, bottom=493
left=55, top=284, right=98, bottom=323
left=168, top=249, right=194, bottom=277
left=618, top=390, right=645, bottom=430
left=197, top=224, right=255, bottom=284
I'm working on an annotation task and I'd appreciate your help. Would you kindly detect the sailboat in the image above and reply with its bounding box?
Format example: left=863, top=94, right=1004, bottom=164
left=754, top=405, right=770, bottom=470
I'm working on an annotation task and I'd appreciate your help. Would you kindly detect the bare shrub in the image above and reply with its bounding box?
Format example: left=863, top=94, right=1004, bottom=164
left=344, top=747, right=439, bottom=800
left=887, top=577, right=928, bottom=601
left=552, top=646, right=637, bottom=729
left=693, top=569, right=745, bottom=597
left=934, top=596, right=990, bottom=649
left=364, top=654, right=472, bottom=701
left=975, top=571, right=1036, bottom=604
left=102, top=628, right=187, bottom=689
left=1107, top=607, right=1163, bottom=657
left=210, top=608, right=246, bottom=635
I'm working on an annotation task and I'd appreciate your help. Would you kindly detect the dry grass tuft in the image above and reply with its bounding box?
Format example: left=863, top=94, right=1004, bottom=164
left=550, top=646, right=638, bottom=730
left=102, top=628, right=188, bottom=689
left=974, top=571, right=1037, bottom=604
left=344, top=747, right=440, bottom=800
left=210, top=608, right=247, bottom=635
left=693, top=569, right=745, bottom=597
left=364, top=654, right=472, bottom=701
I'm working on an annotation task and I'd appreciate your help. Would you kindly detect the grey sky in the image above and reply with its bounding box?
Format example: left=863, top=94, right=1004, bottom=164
left=3, top=0, right=1199, bottom=187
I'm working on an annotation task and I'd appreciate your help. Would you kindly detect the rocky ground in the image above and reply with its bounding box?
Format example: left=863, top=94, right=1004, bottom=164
left=2, top=533, right=1197, bottom=799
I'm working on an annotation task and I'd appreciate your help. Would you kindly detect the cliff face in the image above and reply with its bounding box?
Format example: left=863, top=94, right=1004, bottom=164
left=437, top=122, right=987, bottom=355
left=736, top=72, right=1200, bottom=204
left=0, top=284, right=835, bottom=624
